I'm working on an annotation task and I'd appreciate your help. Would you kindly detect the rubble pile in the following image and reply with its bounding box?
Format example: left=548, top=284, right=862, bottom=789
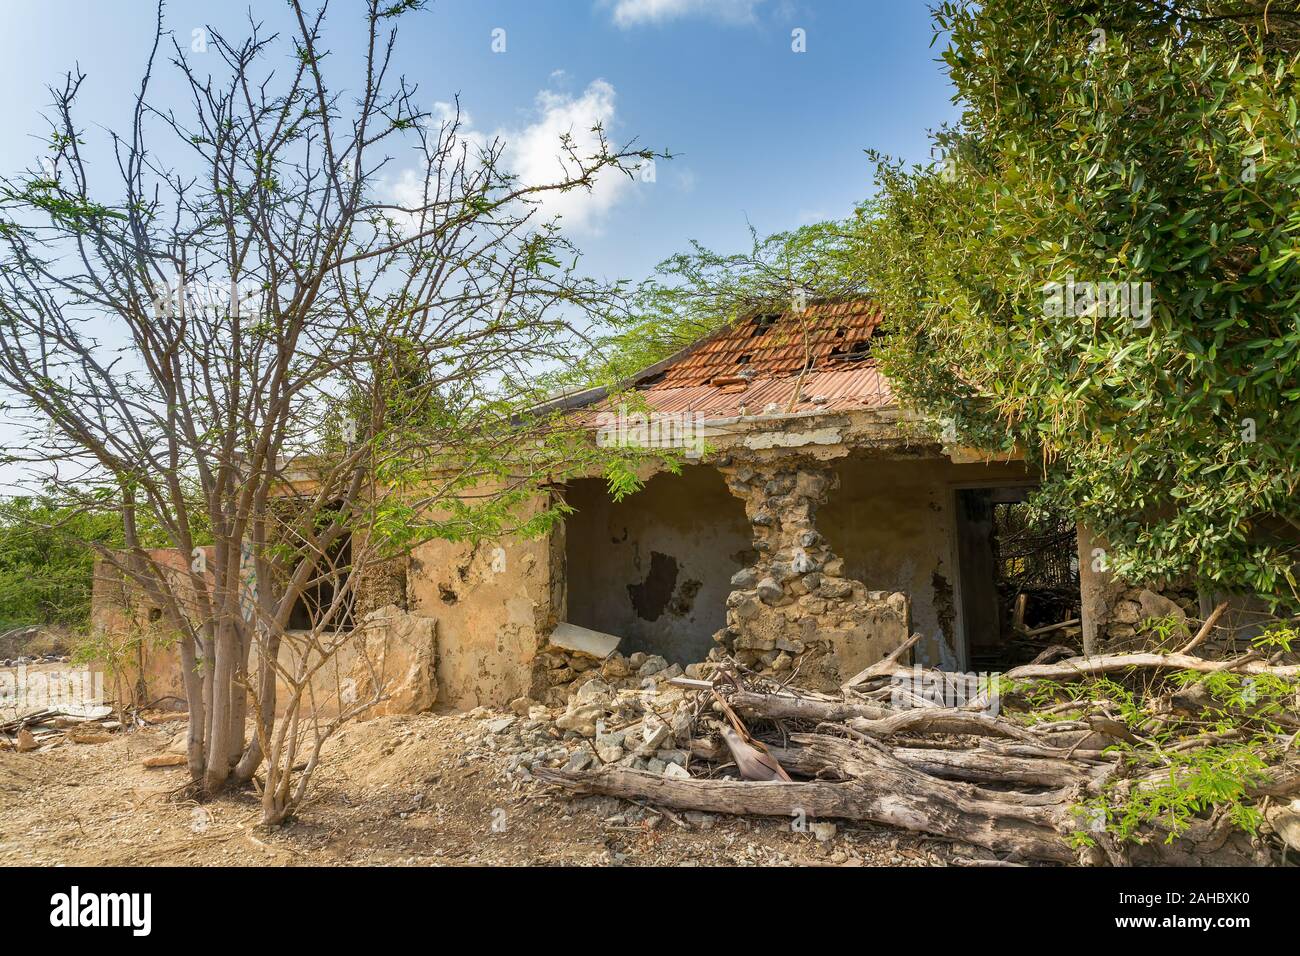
left=535, top=647, right=697, bottom=705
left=465, top=666, right=708, bottom=781
left=526, top=624, right=1300, bottom=867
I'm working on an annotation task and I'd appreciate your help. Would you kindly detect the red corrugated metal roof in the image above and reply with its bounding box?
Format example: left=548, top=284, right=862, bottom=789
left=610, top=366, right=891, bottom=417
left=606, top=301, right=894, bottom=417
left=653, top=300, right=883, bottom=389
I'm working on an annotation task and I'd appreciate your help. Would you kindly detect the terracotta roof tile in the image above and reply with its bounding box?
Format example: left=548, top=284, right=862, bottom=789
left=654, top=300, right=883, bottom=389
left=562, top=301, right=895, bottom=423
left=618, top=365, right=892, bottom=417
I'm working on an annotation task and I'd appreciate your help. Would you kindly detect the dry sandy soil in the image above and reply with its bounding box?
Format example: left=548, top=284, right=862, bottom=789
left=0, top=708, right=961, bottom=867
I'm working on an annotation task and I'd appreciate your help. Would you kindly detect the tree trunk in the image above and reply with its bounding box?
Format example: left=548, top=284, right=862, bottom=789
left=203, top=619, right=238, bottom=793
left=540, top=733, right=1081, bottom=864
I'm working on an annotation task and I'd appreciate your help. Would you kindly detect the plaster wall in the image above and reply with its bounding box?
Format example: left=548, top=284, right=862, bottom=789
left=819, top=455, right=1033, bottom=667
left=563, top=466, right=753, bottom=664
left=405, top=495, right=558, bottom=710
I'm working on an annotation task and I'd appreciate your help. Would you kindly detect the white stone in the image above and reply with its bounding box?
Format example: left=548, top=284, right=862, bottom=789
left=811, top=821, right=837, bottom=842
left=548, top=621, right=621, bottom=660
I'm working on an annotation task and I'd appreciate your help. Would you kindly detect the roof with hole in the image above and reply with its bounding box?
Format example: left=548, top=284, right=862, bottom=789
left=594, top=300, right=894, bottom=417
left=653, top=300, right=883, bottom=388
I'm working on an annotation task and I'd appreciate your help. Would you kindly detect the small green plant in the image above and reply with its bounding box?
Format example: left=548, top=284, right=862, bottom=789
left=1253, top=621, right=1299, bottom=654
left=1139, top=614, right=1183, bottom=649
left=1098, top=742, right=1271, bottom=844
left=1167, top=668, right=1298, bottom=732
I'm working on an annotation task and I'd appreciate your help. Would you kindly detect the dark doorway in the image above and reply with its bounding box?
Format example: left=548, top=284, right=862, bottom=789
left=956, top=488, right=1080, bottom=670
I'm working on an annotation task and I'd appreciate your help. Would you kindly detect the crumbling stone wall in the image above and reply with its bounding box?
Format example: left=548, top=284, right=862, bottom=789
left=1076, top=525, right=1200, bottom=652
left=711, top=457, right=910, bottom=691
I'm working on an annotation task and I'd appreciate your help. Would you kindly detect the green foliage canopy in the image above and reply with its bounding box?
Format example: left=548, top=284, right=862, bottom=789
left=857, top=0, right=1300, bottom=606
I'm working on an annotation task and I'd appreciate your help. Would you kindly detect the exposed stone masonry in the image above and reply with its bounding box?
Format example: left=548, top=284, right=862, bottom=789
left=712, top=457, right=909, bottom=691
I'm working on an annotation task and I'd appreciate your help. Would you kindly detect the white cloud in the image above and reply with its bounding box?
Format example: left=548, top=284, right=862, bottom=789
left=391, top=80, right=633, bottom=236
left=503, top=80, right=630, bottom=233
left=604, top=0, right=764, bottom=28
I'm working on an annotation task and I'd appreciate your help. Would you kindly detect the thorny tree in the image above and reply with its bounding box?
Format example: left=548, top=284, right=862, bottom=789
left=0, top=2, right=656, bottom=823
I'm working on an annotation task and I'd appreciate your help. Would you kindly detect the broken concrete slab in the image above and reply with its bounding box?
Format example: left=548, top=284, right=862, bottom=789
left=547, top=622, right=621, bottom=660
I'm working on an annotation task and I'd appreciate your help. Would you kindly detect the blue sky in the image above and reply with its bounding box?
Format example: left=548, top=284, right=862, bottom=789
left=0, top=1, right=958, bottom=491
left=0, top=0, right=957, bottom=282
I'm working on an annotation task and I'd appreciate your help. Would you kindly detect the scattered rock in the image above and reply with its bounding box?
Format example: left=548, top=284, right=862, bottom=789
left=811, top=821, right=838, bottom=843
left=143, top=753, right=187, bottom=769
left=637, top=655, right=669, bottom=678
left=484, top=716, right=516, bottom=734
left=1267, top=799, right=1300, bottom=853
left=640, top=722, right=671, bottom=752
left=1137, top=589, right=1188, bottom=634
left=563, top=750, right=594, bottom=773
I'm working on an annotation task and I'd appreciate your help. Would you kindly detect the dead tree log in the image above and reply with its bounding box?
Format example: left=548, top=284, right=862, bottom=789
left=844, top=710, right=1041, bottom=743
left=536, top=767, right=1078, bottom=862
left=766, top=742, right=1096, bottom=790
left=1005, top=652, right=1300, bottom=681
left=731, top=690, right=893, bottom=724
left=539, top=733, right=1082, bottom=864
left=732, top=689, right=1036, bottom=740
left=889, top=748, right=1101, bottom=788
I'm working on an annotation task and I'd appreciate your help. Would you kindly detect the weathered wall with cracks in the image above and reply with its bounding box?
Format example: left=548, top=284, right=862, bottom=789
left=819, top=455, right=1033, bottom=668
left=562, top=467, right=753, bottom=664
left=406, top=498, right=558, bottom=710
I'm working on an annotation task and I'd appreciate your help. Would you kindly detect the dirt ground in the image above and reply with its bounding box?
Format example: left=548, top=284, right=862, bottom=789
left=0, top=708, right=963, bottom=867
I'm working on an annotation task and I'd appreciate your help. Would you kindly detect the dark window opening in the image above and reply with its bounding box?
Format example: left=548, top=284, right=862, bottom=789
left=287, top=509, right=356, bottom=632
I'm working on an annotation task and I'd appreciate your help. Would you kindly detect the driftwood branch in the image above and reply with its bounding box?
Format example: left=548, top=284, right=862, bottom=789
left=538, top=732, right=1081, bottom=864
left=1177, top=601, right=1230, bottom=655
left=1004, top=651, right=1299, bottom=682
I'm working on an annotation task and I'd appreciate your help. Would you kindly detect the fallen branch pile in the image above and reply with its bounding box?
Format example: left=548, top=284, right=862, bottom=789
left=0, top=705, right=122, bottom=752
left=538, top=627, right=1300, bottom=866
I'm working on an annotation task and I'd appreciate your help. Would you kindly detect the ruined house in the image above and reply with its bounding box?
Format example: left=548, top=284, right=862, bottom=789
left=93, top=300, right=1208, bottom=713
